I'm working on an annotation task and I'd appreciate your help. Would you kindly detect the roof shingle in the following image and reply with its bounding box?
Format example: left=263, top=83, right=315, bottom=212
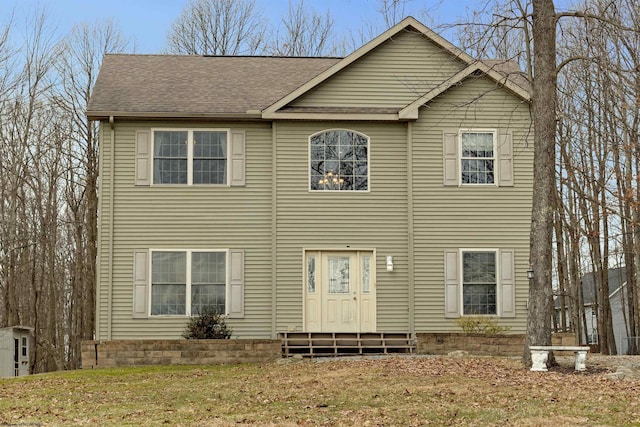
left=87, top=54, right=341, bottom=119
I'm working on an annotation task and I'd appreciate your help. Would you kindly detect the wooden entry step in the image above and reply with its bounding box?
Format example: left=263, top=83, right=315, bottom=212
left=280, top=332, right=416, bottom=357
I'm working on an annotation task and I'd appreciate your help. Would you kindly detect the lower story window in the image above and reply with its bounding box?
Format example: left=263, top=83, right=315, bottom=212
left=151, top=250, right=226, bottom=315
left=462, top=251, right=496, bottom=315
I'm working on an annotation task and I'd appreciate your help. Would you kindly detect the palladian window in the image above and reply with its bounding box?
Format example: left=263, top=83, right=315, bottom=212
left=310, top=130, right=369, bottom=191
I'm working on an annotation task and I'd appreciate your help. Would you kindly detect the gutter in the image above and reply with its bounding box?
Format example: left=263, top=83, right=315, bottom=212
left=86, top=111, right=263, bottom=121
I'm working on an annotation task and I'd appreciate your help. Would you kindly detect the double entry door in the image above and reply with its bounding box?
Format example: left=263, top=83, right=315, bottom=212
left=304, top=250, right=376, bottom=332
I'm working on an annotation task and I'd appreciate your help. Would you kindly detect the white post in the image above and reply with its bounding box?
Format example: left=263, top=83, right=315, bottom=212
left=574, top=351, right=587, bottom=371
left=530, top=349, right=549, bottom=371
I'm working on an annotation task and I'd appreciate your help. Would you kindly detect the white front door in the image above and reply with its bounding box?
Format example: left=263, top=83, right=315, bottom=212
left=304, top=251, right=376, bottom=332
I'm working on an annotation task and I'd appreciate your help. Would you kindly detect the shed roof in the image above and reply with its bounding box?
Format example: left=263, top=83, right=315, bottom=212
left=0, top=326, right=34, bottom=332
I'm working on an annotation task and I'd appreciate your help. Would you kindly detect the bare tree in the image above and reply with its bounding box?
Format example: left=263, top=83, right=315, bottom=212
left=0, top=8, right=65, bottom=372
left=165, top=0, right=266, bottom=55
left=459, top=0, right=640, bottom=362
left=54, top=19, right=130, bottom=367
left=556, top=0, right=640, bottom=354
left=0, top=6, right=134, bottom=372
left=457, top=0, right=533, bottom=80
left=522, top=0, right=557, bottom=365
left=378, top=0, right=415, bottom=28
left=267, top=0, right=336, bottom=57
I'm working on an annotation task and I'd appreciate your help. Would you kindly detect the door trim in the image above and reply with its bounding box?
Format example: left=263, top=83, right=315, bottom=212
left=303, top=248, right=377, bottom=333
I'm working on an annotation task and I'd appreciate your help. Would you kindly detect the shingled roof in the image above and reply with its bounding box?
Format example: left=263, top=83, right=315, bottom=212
left=86, top=54, right=341, bottom=120
left=88, top=17, right=532, bottom=121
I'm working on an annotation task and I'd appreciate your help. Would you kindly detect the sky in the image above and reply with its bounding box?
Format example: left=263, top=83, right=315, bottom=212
left=3, top=0, right=488, bottom=54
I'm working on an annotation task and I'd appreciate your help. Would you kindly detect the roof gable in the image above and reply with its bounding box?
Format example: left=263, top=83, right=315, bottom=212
left=399, top=61, right=531, bottom=119
left=262, top=16, right=530, bottom=120
left=555, top=267, right=628, bottom=308
left=287, top=29, right=467, bottom=109
left=263, top=17, right=477, bottom=116
left=582, top=267, right=627, bottom=305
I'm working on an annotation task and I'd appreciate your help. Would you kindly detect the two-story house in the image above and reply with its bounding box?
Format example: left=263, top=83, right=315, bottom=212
left=87, top=17, right=533, bottom=346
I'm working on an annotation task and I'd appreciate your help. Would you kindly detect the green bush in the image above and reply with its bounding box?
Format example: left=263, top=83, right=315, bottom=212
left=183, top=307, right=233, bottom=339
left=456, top=316, right=511, bottom=335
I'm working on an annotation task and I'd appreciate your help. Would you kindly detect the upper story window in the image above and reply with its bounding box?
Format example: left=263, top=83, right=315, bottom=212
left=460, top=130, right=495, bottom=185
left=309, top=129, right=369, bottom=191
left=153, top=129, right=228, bottom=185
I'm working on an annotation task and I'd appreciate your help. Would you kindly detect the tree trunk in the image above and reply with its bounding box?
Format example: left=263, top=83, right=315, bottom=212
left=524, top=0, right=557, bottom=366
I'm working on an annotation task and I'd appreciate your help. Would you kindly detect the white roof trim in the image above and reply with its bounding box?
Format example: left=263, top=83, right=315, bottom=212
left=263, top=16, right=476, bottom=115
left=261, top=112, right=400, bottom=121
left=399, top=61, right=531, bottom=119
left=608, top=281, right=627, bottom=299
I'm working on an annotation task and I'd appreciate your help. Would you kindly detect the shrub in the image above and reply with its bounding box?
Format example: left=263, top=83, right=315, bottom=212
left=183, top=306, right=233, bottom=339
left=456, top=316, right=511, bottom=335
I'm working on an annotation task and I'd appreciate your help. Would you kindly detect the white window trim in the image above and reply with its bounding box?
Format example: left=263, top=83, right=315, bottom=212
left=458, top=129, right=498, bottom=187
left=308, top=128, right=371, bottom=193
left=459, top=248, right=501, bottom=316
left=21, top=336, right=28, bottom=359
left=150, top=128, right=231, bottom=186
left=148, top=248, right=229, bottom=317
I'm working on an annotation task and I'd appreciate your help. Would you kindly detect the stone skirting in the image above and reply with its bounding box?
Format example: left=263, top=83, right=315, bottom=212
left=81, top=339, right=281, bottom=368
left=417, top=333, right=525, bottom=356
left=417, top=332, right=578, bottom=356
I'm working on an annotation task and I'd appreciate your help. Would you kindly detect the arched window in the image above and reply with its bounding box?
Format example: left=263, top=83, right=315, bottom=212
left=309, top=129, right=369, bottom=191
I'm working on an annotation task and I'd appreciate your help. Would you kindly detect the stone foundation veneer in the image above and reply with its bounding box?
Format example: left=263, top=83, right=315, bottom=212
left=81, top=339, right=281, bottom=368
left=417, top=333, right=525, bottom=356
left=417, top=332, right=577, bottom=356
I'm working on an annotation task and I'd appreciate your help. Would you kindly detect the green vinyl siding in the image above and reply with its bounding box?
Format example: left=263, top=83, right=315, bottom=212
left=274, top=122, right=410, bottom=332
left=412, top=76, right=533, bottom=333
left=96, top=33, right=533, bottom=340
left=291, top=30, right=465, bottom=108
left=96, top=121, right=273, bottom=339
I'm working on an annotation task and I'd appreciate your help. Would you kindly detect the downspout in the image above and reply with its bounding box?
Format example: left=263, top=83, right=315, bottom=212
left=406, top=121, right=415, bottom=336
left=271, top=122, right=278, bottom=338
left=107, top=116, right=115, bottom=340
left=94, top=121, right=104, bottom=340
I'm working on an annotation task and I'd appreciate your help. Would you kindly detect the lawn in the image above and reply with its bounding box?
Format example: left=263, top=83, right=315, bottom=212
left=1, top=356, right=638, bottom=426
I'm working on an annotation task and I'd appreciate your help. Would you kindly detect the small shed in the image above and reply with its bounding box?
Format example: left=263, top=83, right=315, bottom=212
left=0, top=326, right=33, bottom=378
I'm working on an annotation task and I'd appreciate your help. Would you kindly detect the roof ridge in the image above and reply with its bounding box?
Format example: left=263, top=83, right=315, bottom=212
left=104, top=53, right=343, bottom=59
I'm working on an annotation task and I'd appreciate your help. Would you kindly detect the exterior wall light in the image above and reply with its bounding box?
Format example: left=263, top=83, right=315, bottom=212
left=527, top=265, right=534, bottom=280
left=386, top=256, right=393, bottom=272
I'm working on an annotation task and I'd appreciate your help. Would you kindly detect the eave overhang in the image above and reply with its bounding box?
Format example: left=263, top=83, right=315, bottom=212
left=261, top=112, right=404, bottom=121
left=86, top=111, right=264, bottom=121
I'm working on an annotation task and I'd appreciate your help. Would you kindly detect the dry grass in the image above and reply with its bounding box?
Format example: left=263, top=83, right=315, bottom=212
left=0, top=356, right=639, bottom=426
